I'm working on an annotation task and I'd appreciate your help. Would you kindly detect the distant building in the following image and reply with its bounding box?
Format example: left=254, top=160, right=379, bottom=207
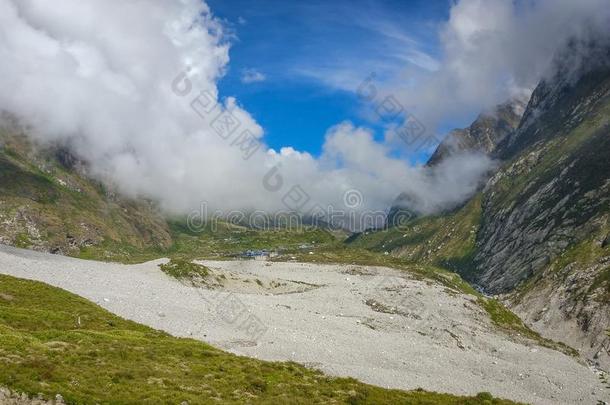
left=242, top=249, right=270, bottom=260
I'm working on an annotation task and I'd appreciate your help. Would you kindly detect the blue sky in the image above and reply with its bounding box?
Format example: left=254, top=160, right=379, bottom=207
left=207, top=0, right=452, bottom=159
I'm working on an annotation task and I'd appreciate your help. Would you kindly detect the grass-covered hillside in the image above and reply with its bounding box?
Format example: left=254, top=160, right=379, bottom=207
left=78, top=219, right=338, bottom=264
left=0, top=274, right=517, bottom=405
left=348, top=195, right=482, bottom=282
left=0, top=129, right=172, bottom=257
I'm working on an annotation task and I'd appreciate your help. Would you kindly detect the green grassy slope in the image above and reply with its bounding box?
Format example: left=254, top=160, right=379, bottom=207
left=348, top=195, right=482, bottom=281
left=78, top=219, right=340, bottom=264
left=0, top=130, right=172, bottom=256
left=0, top=131, right=336, bottom=264
left=0, top=130, right=349, bottom=265
left=0, top=274, right=517, bottom=405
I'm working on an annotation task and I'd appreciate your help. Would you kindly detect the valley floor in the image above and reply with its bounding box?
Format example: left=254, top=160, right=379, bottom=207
left=0, top=244, right=608, bottom=405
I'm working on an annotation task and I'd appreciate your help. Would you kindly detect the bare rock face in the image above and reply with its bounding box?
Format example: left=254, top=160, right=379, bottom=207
left=427, top=99, right=526, bottom=167
left=509, top=255, right=610, bottom=371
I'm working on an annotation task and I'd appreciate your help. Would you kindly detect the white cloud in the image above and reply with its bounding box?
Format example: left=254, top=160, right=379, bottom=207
left=0, top=0, right=489, bottom=228
left=386, top=0, right=610, bottom=129
left=3, top=0, right=604, bottom=230
left=240, top=68, right=266, bottom=84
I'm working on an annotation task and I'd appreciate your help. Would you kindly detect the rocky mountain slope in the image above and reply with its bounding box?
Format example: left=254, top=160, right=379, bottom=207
left=354, top=56, right=610, bottom=370
left=475, top=65, right=610, bottom=291
left=0, top=126, right=173, bottom=257
left=474, top=61, right=610, bottom=368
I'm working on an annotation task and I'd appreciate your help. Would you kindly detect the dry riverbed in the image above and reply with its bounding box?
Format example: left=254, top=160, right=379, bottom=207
left=0, top=244, right=608, bottom=405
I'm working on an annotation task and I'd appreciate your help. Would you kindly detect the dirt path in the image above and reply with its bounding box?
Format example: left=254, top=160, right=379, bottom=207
left=0, top=245, right=608, bottom=405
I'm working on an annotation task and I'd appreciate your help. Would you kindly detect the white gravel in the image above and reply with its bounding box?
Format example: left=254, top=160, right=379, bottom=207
left=0, top=244, right=608, bottom=405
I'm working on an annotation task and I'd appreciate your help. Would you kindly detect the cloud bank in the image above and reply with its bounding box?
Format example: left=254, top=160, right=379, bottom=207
left=388, top=0, right=610, bottom=128
left=1, top=0, right=607, bottom=230
left=0, top=0, right=494, bottom=228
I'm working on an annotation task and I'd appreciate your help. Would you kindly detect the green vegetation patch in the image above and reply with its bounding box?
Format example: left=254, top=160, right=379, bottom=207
left=78, top=220, right=337, bottom=264
left=0, top=274, right=518, bottom=404
left=13, top=233, right=31, bottom=249
left=0, top=131, right=173, bottom=259
left=159, top=258, right=210, bottom=282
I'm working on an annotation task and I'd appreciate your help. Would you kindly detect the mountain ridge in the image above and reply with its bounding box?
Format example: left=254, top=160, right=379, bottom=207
left=427, top=99, right=526, bottom=167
